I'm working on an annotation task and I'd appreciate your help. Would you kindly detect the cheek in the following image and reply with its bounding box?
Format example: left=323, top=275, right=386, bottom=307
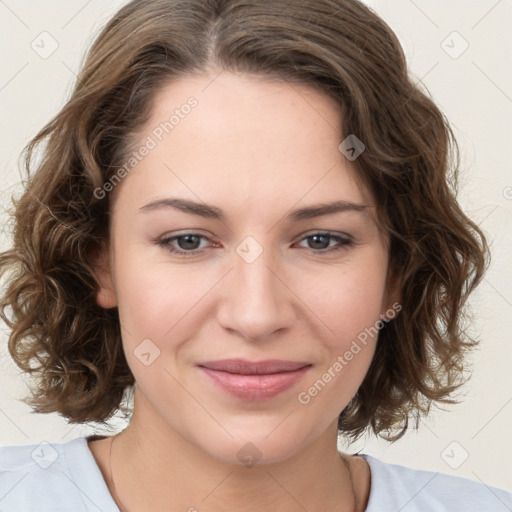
left=295, top=270, right=383, bottom=413
left=298, top=256, right=388, bottom=345
left=112, top=246, right=223, bottom=360
left=291, top=256, right=387, bottom=405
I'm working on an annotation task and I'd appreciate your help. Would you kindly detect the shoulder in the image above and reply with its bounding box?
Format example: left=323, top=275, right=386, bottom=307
left=0, top=437, right=119, bottom=511
left=360, top=454, right=512, bottom=512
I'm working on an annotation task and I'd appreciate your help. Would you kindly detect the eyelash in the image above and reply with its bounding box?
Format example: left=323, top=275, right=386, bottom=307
left=155, top=232, right=354, bottom=256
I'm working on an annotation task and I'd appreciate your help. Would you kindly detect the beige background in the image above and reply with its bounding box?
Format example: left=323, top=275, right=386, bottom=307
left=1, top=0, right=511, bottom=492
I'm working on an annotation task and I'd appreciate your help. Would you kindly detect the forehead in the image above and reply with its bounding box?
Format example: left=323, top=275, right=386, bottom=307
left=113, top=71, right=374, bottom=216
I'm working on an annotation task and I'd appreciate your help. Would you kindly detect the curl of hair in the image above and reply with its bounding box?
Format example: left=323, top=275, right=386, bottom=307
left=0, top=0, right=489, bottom=437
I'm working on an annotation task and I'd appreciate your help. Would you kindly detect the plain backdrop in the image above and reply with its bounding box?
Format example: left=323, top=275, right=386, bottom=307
left=1, top=0, right=511, bottom=492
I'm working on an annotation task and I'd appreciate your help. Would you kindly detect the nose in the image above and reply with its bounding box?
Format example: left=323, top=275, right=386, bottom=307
left=216, top=245, right=296, bottom=342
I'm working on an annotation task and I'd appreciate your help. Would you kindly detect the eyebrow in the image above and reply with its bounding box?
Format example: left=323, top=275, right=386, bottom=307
left=139, top=197, right=370, bottom=221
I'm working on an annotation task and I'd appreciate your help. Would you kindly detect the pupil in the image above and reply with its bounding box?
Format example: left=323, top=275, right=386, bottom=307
left=179, top=235, right=200, bottom=250
left=310, top=235, right=329, bottom=249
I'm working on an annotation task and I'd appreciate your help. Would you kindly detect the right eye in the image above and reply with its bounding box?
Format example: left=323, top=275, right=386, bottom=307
left=155, top=233, right=216, bottom=255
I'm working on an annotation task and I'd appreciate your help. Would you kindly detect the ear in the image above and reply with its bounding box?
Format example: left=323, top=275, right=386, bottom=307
left=91, top=243, right=117, bottom=309
left=380, top=263, right=402, bottom=321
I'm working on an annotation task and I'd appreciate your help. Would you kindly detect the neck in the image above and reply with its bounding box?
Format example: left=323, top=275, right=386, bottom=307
left=107, top=400, right=360, bottom=512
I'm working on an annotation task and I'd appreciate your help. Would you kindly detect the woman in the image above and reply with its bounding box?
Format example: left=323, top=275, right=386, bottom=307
left=1, top=1, right=510, bottom=510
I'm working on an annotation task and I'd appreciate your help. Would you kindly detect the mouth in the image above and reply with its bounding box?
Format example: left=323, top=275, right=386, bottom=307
left=196, top=359, right=312, bottom=401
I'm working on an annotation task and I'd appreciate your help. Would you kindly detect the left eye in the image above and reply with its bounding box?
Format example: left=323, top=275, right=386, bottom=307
left=296, top=233, right=353, bottom=252
left=156, top=232, right=353, bottom=255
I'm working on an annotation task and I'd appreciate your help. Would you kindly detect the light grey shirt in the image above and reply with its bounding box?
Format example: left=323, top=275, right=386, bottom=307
left=1, top=436, right=511, bottom=511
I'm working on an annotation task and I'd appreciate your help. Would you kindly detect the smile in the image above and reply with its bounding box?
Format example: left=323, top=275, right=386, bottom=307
left=197, top=359, right=312, bottom=401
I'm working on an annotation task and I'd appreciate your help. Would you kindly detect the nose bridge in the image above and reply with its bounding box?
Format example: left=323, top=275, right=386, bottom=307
left=237, top=244, right=278, bottom=301
left=217, top=237, right=294, bottom=341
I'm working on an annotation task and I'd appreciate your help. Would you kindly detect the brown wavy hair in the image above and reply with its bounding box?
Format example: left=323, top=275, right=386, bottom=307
left=0, top=0, right=489, bottom=441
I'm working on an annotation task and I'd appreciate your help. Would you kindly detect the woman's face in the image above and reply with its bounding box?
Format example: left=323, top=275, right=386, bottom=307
left=97, top=71, right=398, bottom=465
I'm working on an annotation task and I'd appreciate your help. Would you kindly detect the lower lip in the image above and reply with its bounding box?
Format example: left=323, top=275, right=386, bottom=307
left=198, top=366, right=311, bottom=401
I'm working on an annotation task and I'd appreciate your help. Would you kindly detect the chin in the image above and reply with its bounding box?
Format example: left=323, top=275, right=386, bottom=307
left=192, top=420, right=318, bottom=467
left=209, top=439, right=302, bottom=467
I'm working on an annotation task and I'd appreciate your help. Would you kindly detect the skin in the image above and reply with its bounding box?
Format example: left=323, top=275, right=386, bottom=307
left=90, top=70, right=400, bottom=512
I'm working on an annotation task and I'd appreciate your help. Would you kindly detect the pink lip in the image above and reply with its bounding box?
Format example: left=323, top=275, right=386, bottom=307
left=197, top=359, right=312, bottom=401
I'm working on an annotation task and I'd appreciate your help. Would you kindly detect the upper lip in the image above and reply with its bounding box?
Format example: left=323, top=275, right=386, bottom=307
left=197, top=359, right=311, bottom=375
